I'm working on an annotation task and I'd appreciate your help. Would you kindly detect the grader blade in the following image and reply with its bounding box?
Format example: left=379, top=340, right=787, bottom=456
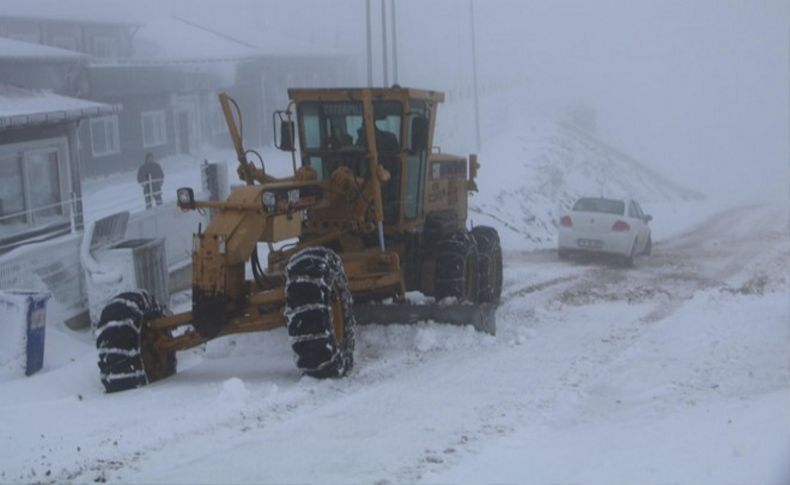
left=353, top=303, right=496, bottom=335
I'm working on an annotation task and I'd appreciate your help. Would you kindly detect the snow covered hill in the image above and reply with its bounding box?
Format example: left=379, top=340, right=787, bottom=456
left=469, top=118, right=704, bottom=250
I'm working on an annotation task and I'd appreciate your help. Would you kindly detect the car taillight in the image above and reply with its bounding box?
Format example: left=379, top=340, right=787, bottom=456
left=612, top=220, right=630, bottom=231
left=560, top=215, right=572, bottom=227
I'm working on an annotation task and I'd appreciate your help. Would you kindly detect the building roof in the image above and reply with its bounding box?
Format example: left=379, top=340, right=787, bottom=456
left=125, top=16, right=350, bottom=66
left=0, top=83, right=119, bottom=129
left=0, top=1, right=144, bottom=26
left=129, top=17, right=263, bottom=63
left=0, top=36, right=87, bottom=62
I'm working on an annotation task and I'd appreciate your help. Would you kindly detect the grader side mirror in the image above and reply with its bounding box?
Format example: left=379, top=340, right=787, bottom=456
left=468, top=153, right=480, bottom=192
left=410, top=116, right=429, bottom=152
left=279, top=120, right=295, bottom=151
left=273, top=111, right=295, bottom=152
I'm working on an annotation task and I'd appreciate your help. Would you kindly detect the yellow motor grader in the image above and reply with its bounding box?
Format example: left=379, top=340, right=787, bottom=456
left=95, top=86, right=502, bottom=392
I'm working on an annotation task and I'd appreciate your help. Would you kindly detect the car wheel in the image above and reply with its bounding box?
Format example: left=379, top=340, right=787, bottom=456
left=622, top=240, right=636, bottom=268
left=644, top=235, right=652, bottom=256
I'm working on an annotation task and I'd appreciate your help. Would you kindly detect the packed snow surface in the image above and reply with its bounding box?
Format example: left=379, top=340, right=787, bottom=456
left=0, top=202, right=786, bottom=484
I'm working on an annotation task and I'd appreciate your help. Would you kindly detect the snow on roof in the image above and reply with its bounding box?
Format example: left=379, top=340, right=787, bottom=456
left=0, top=84, right=119, bottom=129
left=0, top=0, right=145, bottom=26
left=215, top=25, right=348, bottom=58
left=131, top=17, right=263, bottom=63
left=131, top=16, right=348, bottom=63
left=0, top=36, right=86, bottom=62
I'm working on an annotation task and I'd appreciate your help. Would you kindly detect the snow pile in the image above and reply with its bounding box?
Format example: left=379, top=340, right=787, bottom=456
left=358, top=322, right=496, bottom=357
left=470, top=118, right=704, bottom=250
left=0, top=292, right=31, bottom=374
left=216, top=377, right=250, bottom=409
left=0, top=290, right=50, bottom=377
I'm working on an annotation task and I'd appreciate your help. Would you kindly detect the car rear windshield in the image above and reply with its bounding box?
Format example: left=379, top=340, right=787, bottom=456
left=572, top=198, right=625, bottom=215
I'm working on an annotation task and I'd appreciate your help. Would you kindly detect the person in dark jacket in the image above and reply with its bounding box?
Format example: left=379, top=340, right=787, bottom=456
left=137, top=152, right=164, bottom=208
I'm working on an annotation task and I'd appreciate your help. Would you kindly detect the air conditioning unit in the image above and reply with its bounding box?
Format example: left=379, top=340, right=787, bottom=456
left=82, top=213, right=169, bottom=324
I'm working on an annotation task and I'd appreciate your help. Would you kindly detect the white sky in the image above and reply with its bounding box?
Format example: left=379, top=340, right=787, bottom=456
left=4, top=0, right=787, bottom=202
left=168, top=0, right=790, bottom=202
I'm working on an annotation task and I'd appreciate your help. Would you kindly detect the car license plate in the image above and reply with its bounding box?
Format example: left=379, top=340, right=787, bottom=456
left=577, top=238, right=603, bottom=249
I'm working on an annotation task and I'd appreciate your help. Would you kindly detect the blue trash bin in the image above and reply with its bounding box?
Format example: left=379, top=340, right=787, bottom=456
left=0, top=290, right=51, bottom=376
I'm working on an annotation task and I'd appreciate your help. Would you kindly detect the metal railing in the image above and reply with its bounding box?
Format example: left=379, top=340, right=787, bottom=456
left=0, top=193, right=81, bottom=231
left=0, top=176, right=170, bottom=241
left=140, top=176, right=165, bottom=209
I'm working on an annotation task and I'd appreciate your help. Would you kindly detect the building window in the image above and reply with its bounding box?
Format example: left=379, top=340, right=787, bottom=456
left=90, top=115, right=121, bottom=157
left=211, top=103, right=228, bottom=136
left=93, top=35, right=118, bottom=58
left=51, top=35, right=78, bottom=51
left=0, top=153, right=26, bottom=226
left=0, top=140, right=68, bottom=232
left=141, top=110, right=167, bottom=148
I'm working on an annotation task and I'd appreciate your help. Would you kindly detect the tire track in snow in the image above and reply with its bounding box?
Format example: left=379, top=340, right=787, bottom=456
left=18, top=205, right=789, bottom=484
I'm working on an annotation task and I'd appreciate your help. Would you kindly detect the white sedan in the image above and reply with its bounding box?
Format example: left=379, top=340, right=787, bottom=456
left=558, top=196, right=652, bottom=266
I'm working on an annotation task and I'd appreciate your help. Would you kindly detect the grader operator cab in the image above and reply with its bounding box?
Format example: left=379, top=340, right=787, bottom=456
left=95, top=86, right=503, bottom=392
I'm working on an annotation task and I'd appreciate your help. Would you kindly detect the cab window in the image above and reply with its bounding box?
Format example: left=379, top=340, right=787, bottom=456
left=404, top=102, right=429, bottom=220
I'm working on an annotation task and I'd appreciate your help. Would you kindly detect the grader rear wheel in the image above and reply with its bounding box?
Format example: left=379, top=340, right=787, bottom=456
left=285, top=247, right=355, bottom=378
left=434, top=230, right=479, bottom=303
left=471, top=225, right=503, bottom=303
left=95, top=290, right=175, bottom=393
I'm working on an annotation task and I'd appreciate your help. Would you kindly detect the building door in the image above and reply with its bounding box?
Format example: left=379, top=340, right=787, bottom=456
left=172, top=94, right=201, bottom=155
left=177, top=112, right=190, bottom=154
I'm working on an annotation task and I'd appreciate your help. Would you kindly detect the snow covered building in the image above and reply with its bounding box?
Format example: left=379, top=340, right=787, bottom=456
left=0, top=7, right=356, bottom=328
left=0, top=9, right=356, bottom=177
left=0, top=38, right=118, bottom=254
left=84, top=16, right=356, bottom=175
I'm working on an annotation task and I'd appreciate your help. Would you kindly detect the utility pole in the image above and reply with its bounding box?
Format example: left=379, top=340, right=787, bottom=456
left=391, top=0, right=398, bottom=84
left=381, top=0, right=389, bottom=86
left=366, top=0, right=373, bottom=87
left=469, top=0, right=481, bottom=152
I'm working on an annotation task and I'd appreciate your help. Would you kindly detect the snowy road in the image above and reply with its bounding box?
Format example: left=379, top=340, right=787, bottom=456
left=1, top=204, right=788, bottom=484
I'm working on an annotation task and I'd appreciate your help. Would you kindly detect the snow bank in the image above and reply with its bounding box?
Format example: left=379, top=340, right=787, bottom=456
left=425, top=390, right=789, bottom=485
left=469, top=118, right=704, bottom=251
left=216, top=377, right=250, bottom=409
left=0, top=293, right=32, bottom=374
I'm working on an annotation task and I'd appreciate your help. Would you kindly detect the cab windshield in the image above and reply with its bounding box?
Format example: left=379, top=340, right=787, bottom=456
left=299, top=101, right=403, bottom=180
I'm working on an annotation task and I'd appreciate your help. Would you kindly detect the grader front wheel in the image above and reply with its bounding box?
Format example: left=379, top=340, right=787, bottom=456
left=95, top=290, right=176, bottom=393
left=285, top=248, right=355, bottom=378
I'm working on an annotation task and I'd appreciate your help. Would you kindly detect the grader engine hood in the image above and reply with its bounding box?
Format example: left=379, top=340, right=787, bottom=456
left=185, top=181, right=324, bottom=338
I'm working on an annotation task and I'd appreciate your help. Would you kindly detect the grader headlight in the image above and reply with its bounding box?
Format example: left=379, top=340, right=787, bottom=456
left=287, top=189, right=300, bottom=205
left=261, top=191, right=276, bottom=211
left=176, top=187, right=195, bottom=209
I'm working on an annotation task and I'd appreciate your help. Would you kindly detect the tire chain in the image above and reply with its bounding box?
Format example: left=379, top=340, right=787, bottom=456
left=95, top=290, right=164, bottom=393
left=285, top=247, right=355, bottom=378
left=434, top=230, right=479, bottom=302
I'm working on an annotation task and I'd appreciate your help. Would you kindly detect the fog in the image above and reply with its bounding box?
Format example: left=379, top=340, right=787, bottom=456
left=6, top=0, right=788, bottom=202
